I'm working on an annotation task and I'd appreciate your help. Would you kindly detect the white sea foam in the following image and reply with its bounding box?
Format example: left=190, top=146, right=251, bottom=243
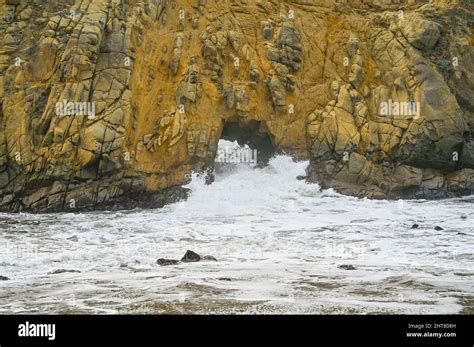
left=0, top=141, right=472, bottom=314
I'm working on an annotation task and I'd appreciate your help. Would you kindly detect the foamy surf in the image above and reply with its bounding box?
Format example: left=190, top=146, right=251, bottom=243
left=0, top=142, right=472, bottom=314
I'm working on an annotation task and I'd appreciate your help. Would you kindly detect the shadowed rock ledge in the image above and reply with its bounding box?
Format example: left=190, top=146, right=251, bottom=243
left=0, top=0, right=473, bottom=212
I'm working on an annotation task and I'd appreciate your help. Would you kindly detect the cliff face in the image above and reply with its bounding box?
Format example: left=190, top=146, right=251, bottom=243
left=0, top=0, right=473, bottom=212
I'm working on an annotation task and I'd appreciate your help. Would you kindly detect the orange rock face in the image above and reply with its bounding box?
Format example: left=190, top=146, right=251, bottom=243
left=0, top=0, right=473, bottom=211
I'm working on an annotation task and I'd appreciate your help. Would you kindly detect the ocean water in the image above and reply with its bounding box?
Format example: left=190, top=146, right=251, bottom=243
left=0, top=142, right=473, bottom=314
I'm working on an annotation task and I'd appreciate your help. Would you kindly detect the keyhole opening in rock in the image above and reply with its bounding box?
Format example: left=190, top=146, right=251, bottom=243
left=219, top=120, right=275, bottom=166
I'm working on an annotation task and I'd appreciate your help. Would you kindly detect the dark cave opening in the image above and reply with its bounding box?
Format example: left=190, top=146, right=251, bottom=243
left=201, top=120, right=276, bottom=184
left=219, top=120, right=276, bottom=166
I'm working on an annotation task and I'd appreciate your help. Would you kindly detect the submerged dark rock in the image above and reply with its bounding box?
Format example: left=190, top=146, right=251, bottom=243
left=181, top=250, right=201, bottom=263
left=411, top=223, right=419, bottom=229
left=49, top=269, right=81, bottom=274
left=156, top=258, right=180, bottom=266
left=338, top=264, right=356, bottom=271
left=0, top=275, right=10, bottom=280
left=434, top=226, right=444, bottom=231
left=157, top=251, right=217, bottom=265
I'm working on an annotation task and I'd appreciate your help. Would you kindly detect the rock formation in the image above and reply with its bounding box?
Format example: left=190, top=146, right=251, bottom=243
left=0, top=0, right=473, bottom=212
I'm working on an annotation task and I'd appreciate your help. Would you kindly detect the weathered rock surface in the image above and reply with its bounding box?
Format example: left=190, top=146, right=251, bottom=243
left=181, top=249, right=201, bottom=263
left=0, top=0, right=473, bottom=212
left=157, top=250, right=216, bottom=265
left=156, top=258, right=180, bottom=266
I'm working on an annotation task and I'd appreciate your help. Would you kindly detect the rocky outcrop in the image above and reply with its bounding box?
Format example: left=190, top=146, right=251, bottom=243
left=0, top=0, right=473, bottom=212
left=156, top=250, right=217, bottom=266
left=305, top=0, right=474, bottom=199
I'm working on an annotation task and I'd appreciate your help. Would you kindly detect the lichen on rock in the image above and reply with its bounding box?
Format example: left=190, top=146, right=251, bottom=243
left=0, top=0, right=473, bottom=212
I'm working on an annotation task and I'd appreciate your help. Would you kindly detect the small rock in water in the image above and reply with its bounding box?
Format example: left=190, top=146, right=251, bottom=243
left=338, top=264, right=356, bottom=270
left=218, top=277, right=232, bottom=281
left=411, top=223, right=419, bottom=229
left=156, top=258, right=180, bottom=266
left=434, top=226, right=444, bottom=231
left=49, top=269, right=81, bottom=275
left=460, top=215, right=467, bottom=220
left=0, top=275, right=10, bottom=280
left=181, top=250, right=201, bottom=262
left=158, top=251, right=216, bottom=265
left=296, top=175, right=307, bottom=181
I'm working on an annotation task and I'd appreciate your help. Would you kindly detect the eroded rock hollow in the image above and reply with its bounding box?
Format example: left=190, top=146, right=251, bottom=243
left=0, top=0, right=473, bottom=212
